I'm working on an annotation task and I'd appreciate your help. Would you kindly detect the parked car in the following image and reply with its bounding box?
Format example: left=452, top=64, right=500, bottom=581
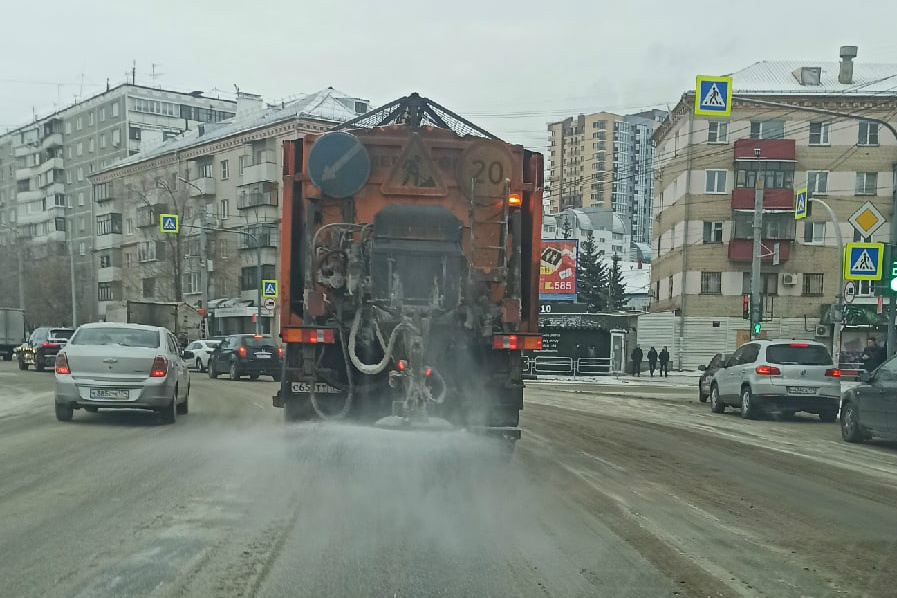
left=18, top=327, right=75, bottom=372
left=698, top=353, right=729, bottom=402
left=184, top=339, right=222, bottom=372
left=208, top=334, right=282, bottom=381
left=53, top=322, right=193, bottom=423
left=840, top=355, right=897, bottom=443
left=708, top=340, right=841, bottom=421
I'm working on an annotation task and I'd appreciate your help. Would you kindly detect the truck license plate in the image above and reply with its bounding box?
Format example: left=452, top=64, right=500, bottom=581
left=291, top=382, right=340, bottom=394
left=89, top=388, right=129, bottom=400
left=787, top=386, right=816, bottom=395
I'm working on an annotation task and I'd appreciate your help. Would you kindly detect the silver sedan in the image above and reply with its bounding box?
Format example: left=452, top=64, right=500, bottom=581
left=54, top=322, right=193, bottom=423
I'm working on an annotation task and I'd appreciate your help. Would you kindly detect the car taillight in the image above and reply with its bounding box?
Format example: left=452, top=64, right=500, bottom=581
left=237, top=345, right=247, bottom=358
left=42, top=342, right=59, bottom=348
left=150, top=356, right=168, bottom=377
left=397, top=359, right=407, bottom=371
left=755, top=365, right=781, bottom=376
left=825, top=368, right=841, bottom=377
left=277, top=347, right=283, bottom=358
left=55, top=353, right=70, bottom=375
left=492, top=334, right=542, bottom=350
left=424, top=366, right=433, bottom=377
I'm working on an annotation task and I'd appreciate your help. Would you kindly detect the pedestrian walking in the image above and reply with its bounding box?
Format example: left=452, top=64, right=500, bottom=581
left=631, top=345, right=643, bottom=376
left=659, top=346, right=670, bottom=377
left=861, top=337, right=884, bottom=372
left=647, top=346, right=658, bottom=376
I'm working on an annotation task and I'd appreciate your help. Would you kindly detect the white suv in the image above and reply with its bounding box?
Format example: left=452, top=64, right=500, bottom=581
left=709, top=340, right=841, bottom=421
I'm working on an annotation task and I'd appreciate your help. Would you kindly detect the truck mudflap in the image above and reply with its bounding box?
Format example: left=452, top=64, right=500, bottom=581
left=469, top=426, right=522, bottom=441
left=272, top=390, right=284, bottom=408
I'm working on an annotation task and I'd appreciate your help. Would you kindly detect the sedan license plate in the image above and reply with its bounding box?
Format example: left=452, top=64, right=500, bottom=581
left=89, top=388, right=129, bottom=401
left=255, top=351, right=272, bottom=359
left=292, top=382, right=340, bottom=394
left=787, top=386, right=816, bottom=395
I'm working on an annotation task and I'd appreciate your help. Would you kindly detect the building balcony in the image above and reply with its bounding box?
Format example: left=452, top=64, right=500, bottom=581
left=44, top=182, right=65, bottom=196
left=97, top=266, right=123, bottom=283
left=41, top=132, right=63, bottom=149
left=728, top=239, right=792, bottom=263
left=31, top=230, right=66, bottom=243
left=733, top=138, right=796, bottom=161
left=731, top=187, right=795, bottom=209
left=16, top=167, right=35, bottom=180
left=188, top=177, right=216, bottom=196
left=240, top=161, right=279, bottom=186
left=38, top=156, right=64, bottom=174
left=95, top=233, right=123, bottom=250
left=14, top=145, right=34, bottom=158
left=16, top=190, right=43, bottom=202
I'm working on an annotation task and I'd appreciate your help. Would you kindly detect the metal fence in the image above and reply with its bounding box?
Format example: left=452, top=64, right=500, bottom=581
left=523, top=355, right=616, bottom=376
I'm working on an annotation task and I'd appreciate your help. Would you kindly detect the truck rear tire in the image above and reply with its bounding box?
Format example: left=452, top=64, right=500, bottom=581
left=18, top=359, right=28, bottom=371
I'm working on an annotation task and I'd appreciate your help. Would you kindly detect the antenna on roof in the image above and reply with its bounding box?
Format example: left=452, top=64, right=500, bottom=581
left=132, top=60, right=136, bottom=85
left=150, top=63, right=164, bottom=87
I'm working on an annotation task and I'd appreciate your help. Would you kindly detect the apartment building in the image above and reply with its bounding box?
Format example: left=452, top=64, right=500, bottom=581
left=0, top=84, right=236, bottom=323
left=546, top=109, right=666, bottom=245
left=91, top=88, right=369, bottom=334
left=649, top=46, right=897, bottom=368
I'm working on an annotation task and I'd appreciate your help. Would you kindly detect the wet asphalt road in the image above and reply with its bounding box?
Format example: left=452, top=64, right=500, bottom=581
left=1, top=362, right=896, bottom=597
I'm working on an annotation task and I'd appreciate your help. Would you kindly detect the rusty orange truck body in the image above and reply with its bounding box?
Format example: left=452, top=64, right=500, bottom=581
left=275, top=94, right=543, bottom=442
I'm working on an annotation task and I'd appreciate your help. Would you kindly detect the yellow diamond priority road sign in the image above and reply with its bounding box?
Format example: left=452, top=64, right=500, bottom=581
left=849, top=201, right=885, bottom=238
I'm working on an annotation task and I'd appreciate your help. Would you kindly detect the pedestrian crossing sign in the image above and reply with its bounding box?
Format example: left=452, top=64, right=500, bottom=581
left=159, top=214, right=179, bottom=233
left=844, top=242, right=883, bottom=281
left=794, top=187, right=808, bottom=220
left=261, top=279, right=278, bottom=298
left=694, top=75, right=733, bottom=117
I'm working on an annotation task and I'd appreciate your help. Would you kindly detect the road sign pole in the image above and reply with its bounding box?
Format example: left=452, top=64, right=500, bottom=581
left=888, top=162, right=897, bottom=358
left=750, top=150, right=764, bottom=337
left=810, top=198, right=845, bottom=366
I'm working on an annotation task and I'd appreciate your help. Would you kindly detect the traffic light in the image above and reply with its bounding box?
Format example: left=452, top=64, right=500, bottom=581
left=889, top=245, right=897, bottom=293
left=742, top=294, right=750, bottom=319
left=752, top=321, right=762, bottom=335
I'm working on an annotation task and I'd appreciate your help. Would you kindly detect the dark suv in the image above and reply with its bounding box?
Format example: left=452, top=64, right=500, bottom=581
left=208, top=334, right=282, bottom=381
left=18, top=327, right=75, bottom=371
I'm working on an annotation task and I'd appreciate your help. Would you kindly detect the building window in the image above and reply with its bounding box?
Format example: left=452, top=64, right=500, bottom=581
left=76, top=116, right=83, bottom=131
left=219, top=239, right=229, bottom=258
left=858, top=122, right=879, bottom=146
left=742, top=273, right=778, bottom=296
left=701, top=272, right=721, bottom=294
left=808, top=171, right=828, bottom=195
left=198, top=163, right=213, bottom=178
left=133, top=98, right=178, bottom=116
left=239, top=155, right=248, bottom=175
left=703, top=221, right=723, bottom=243
left=668, top=276, right=674, bottom=299
left=125, top=252, right=133, bottom=268
left=111, top=101, right=120, bottom=117
left=733, top=212, right=795, bottom=239
left=705, top=170, right=727, bottom=194
left=97, top=283, right=114, bottom=302
left=77, top=142, right=83, bottom=156
left=220, top=160, right=229, bottom=180
left=809, top=122, right=830, bottom=145
left=707, top=121, right=728, bottom=143
left=856, top=172, right=878, bottom=195
left=138, top=240, right=157, bottom=262
left=99, top=254, right=111, bottom=268
left=857, top=280, right=876, bottom=297
left=750, top=119, right=785, bottom=139
left=65, top=121, right=72, bottom=134
left=804, top=221, right=825, bottom=243
left=112, top=129, right=121, bottom=146
left=736, top=161, right=795, bottom=189
left=99, top=134, right=106, bottom=149
left=99, top=107, right=106, bottom=122
left=88, top=112, right=94, bottom=126
left=142, top=278, right=156, bottom=298
left=88, top=138, right=94, bottom=153
left=79, top=242, right=86, bottom=256
left=77, top=167, right=83, bottom=182
left=241, top=265, right=276, bottom=290
left=79, top=216, right=86, bottom=233
left=220, top=199, right=229, bottom=220
left=126, top=218, right=133, bottom=235
left=803, top=273, right=824, bottom=296
left=96, top=213, right=122, bottom=236
left=129, top=126, right=141, bottom=140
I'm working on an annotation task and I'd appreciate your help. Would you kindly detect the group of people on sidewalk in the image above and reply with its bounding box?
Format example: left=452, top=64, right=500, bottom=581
left=630, top=345, right=669, bottom=377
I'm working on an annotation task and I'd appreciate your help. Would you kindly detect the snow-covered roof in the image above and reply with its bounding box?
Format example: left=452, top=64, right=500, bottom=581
left=731, top=61, right=897, bottom=95
left=97, top=87, right=368, bottom=174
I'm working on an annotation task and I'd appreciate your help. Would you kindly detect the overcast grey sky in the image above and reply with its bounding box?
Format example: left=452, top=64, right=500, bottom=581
left=1, top=0, right=894, bottom=150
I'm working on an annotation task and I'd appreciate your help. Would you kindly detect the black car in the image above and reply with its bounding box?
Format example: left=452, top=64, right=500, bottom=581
left=698, top=353, right=729, bottom=402
left=840, top=355, right=897, bottom=443
left=18, top=327, right=75, bottom=372
left=208, top=334, right=282, bottom=381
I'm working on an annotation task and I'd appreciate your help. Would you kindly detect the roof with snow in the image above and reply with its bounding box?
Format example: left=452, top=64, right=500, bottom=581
left=97, top=87, right=368, bottom=174
left=730, top=60, right=897, bottom=95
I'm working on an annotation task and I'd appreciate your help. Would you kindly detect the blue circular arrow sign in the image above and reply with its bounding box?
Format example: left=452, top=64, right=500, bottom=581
left=307, top=132, right=371, bottom=199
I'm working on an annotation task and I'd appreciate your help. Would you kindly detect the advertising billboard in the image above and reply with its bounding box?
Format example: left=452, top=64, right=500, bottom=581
left=540, top=239, right=578, bottom=301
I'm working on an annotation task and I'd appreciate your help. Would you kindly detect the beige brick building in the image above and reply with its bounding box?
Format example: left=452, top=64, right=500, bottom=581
left=649, top=47, right=897, bottom=369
